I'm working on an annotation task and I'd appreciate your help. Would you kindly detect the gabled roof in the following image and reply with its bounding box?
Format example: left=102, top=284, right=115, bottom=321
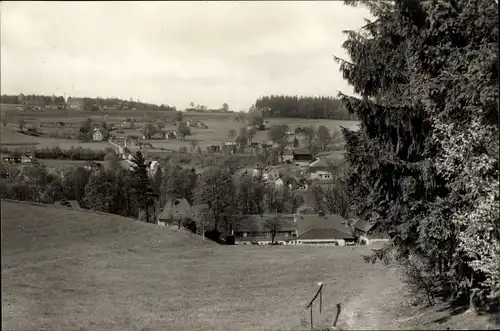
left=158, top=198, right=191, bottom=220
left=298, top=228, right=355, bottom=240
left=309, top=158, right=330, bottom=169
left=296, top=214, right=354, bottom=237
left=353, top=219, right=375, bottom=233
left=231, top=214, right=296, bottom=232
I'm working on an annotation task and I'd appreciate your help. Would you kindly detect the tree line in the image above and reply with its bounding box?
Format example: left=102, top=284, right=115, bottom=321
left=254, top=95, right=356, bottom=120
left=0, top=94, right=175, bottom=112
left=0, top=149, right=349, bottom=242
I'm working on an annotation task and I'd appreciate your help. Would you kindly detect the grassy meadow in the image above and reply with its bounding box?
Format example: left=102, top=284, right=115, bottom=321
left=2, top=200, right=496, bottom=331
left=0, top=104, right=358, bottom=154
left=1, top=200, right=389, bottom=331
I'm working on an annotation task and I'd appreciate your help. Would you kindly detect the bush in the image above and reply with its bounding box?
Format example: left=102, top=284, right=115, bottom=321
left=398, top=253, right=439, bottom=307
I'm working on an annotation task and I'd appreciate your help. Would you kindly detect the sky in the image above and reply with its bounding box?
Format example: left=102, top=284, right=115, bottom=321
left=0, top=1, right=371, bottom=111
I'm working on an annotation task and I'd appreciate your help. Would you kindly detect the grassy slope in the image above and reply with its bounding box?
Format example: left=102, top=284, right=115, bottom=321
left=2, top=200, right=496, bottom=330
left=1, top=200, right=389, bottom=331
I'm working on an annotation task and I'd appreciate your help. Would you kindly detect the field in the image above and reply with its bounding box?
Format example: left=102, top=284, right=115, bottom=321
left=2, top=200, right=497, bottom=331
left=0, top=104, right=358, bottom=154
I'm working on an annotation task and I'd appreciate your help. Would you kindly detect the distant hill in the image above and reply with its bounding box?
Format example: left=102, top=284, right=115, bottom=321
left=0, top=94, right=175, bottom=112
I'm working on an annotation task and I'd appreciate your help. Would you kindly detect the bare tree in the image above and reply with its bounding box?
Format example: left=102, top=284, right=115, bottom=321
left=316, top=125, right=331, bottom=150
left=265, top=215, right=283, bottom=244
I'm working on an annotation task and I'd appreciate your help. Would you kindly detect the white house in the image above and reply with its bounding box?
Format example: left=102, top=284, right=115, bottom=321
left=93, top=129, right=103, bottom=141
left=307, top=158, right=332, bottom=180
left=165, top=131, right=177, bottom=140
left=275, top=177, right=285, bottom=189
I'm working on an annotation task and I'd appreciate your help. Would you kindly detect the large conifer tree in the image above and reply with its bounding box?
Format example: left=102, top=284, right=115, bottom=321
left=338, top=0, right=498, bottom=305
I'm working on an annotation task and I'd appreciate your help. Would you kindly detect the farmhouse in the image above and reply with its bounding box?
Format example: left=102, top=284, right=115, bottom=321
left=157, top=198, right=191, bottom=227
left=292, top=212, right=357, bottom=246
left=229, top=212, right=361, bottom=246
left=93, top=129, right=103, bottom=141
left=307, top=158, right=332, bottom=180
left=230, top=214, right=297, bottom=244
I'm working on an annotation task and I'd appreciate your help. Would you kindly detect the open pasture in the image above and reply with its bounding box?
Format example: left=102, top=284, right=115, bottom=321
left=1, top=103, right=359, bottom=154
left=1, top=200, right=390, bottom=331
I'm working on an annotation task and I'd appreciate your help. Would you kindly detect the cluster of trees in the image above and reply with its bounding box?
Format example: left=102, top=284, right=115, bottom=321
left=254, top=95, right=355, bottom=120
left=1, top=148, right=349, bottom=243
left=34, top=146, right=109, bottom=161
left=185, top=102, right=234, bottom=113
left=266, top=123, right=342, bottom=160
left=0, top=152, right=162, bottom=221
left=73, top=97, right=176, bottom=112
left=2, top=146, right=108, bottom=161
left=0, top=94, right=65, bottom=106
left=339, top=0, right=498, bottom=309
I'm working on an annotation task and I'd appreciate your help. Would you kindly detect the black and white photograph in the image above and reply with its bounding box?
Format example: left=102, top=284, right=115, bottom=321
left=1, top=1, right=498, bottom=330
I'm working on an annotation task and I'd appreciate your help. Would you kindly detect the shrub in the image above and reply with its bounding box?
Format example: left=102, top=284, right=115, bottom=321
left=398, top=253, right=439, bottom=307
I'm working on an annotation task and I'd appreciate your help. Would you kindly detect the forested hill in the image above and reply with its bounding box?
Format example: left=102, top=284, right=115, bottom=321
left=0, top=94, right=175, bottom=111
left=254, top=95, right=356, bottom=120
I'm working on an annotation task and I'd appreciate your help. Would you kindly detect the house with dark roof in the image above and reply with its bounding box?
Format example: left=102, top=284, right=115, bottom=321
left=229, top=214, right=297, bottom=244
left=157, top=197, right=191, bottom=227
left=291, top=212, right=357, bottom=246
left=293, top=149, right=314, bottom=168
left=227, top=212, right=359, bottom=246
left=350, top=218, right=388, bottom=241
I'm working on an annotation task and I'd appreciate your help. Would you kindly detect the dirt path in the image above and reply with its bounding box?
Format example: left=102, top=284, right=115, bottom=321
left=338, top=266, right=408, bottom=330
left=337, top=265, right=499, bottom=331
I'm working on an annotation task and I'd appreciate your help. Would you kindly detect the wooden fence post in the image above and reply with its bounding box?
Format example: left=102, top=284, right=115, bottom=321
left=306, top=282, right=324, bottom=331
